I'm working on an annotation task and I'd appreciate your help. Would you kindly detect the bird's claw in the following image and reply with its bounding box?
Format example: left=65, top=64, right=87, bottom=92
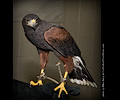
left=30, top=71, right=45, bottom=86
left=54, top=82, right=68, bottom=98
left=30, top=80, right=43, bottom=86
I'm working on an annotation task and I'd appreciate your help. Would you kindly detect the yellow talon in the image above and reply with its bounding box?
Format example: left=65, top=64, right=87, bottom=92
left=30, top=69, right=44, bottom=86
left=54, top=82, right=68, bottom=98
left=30, top=80, right=43, bottom=86
left=38, top=80, right=43, bottom=85
left=54, top=71, right=68, bottom=98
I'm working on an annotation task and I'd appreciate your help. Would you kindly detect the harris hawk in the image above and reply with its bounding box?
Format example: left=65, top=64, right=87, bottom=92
left=22, top=14, right=97, bottom=98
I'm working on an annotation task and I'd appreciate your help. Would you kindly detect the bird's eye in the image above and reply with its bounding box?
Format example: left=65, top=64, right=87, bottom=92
left=25, top=19, right=29, bottom=23
left=36, top=18, right=39, bottom=22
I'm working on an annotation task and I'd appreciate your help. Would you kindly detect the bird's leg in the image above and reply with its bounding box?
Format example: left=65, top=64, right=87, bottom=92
left=30, top=51, right=49, bottom=86
left=54, top=71, right=68, bottom=98
left=30, top=69, right=45, bottom=86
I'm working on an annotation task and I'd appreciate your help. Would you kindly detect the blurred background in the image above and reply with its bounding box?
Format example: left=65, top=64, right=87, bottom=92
left=13, top=0, right=101, bottom=100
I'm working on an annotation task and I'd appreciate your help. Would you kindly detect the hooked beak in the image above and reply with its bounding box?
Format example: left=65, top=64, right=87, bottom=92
left=27, top=19, right=37, bottom=30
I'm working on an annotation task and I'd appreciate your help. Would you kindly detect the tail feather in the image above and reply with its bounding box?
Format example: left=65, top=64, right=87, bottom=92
left=68, top=56, right=97, bottom=88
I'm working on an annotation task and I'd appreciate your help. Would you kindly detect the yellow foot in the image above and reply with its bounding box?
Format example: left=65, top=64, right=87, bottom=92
left=54, top=82, right=68, bottom=98
left=30, top=80, right=43, bottom=86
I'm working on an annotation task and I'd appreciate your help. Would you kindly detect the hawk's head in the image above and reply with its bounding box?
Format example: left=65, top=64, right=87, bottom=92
left=22, top=14, right=40, bottom=30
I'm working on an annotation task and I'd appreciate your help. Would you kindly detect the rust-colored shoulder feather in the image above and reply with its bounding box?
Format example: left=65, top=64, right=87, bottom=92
left=44, top=26, right=81, bottom=57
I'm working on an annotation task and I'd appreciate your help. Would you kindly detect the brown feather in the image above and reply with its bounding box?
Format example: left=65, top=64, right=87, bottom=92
left=44, top=26, right=80, bottom=57
left=40, top=51, right=49, bottom=69
left=59, top=55, right=74, bottom=74
left=44, top=27, right=71, bottom=45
